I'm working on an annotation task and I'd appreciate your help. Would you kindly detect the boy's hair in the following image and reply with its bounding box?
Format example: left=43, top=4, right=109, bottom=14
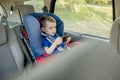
left=39, top=15, right=56, bottom=28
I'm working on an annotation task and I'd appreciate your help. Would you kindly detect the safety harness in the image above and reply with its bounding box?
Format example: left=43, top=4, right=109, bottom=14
left=41, top=32, right=65, bottom=51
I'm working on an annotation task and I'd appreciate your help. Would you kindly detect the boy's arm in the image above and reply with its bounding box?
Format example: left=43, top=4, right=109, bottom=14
left=44, top=43, right=57, bottom=55
left=44, top=37, right=62, bottom=54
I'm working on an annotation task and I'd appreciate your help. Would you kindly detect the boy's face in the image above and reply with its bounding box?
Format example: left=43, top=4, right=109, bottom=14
left=42, top=21, right=56, bottom=36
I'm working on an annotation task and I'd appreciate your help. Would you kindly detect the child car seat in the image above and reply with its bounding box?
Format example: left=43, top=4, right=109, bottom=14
left=23, top=13, right=64, bottom=61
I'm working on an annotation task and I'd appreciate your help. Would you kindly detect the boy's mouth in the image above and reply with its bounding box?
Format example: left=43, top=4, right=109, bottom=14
left=52, top=32, right=55, bottom=34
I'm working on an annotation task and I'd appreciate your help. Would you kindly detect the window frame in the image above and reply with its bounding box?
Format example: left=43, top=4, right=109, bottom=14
left=52, top=0, right=114, bottom=39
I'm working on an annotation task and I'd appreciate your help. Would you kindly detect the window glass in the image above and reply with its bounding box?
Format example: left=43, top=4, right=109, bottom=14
left=55, top=0, right=112, bottom=38
left=0, top=5, right=4, bottom=16
left=24, top=0, right=44, bottom=13
left=0, top=5, right=6, bottom=19
left=0, top=4, right=8, bottom=26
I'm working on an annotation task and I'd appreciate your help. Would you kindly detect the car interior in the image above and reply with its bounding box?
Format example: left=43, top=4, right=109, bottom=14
left=0, top=0, right=120, bottom=80
left=23, top=12, right=66, bottom=60
left=17, top=16, right=120, bottom=80
left=0, top=1, right=81, bottom=80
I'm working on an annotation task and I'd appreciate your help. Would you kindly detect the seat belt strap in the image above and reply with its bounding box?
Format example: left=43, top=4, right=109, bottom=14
left=41, top=32, right=64, bottom=51
left=13, top=27, right=33, bottom=65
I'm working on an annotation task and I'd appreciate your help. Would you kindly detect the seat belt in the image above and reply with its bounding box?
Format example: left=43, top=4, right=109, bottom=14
left=13, top=27, right=33, bottom=66
left=20, top=33, right=36, bottom=62
left=42, top=32, right=65, bottom=51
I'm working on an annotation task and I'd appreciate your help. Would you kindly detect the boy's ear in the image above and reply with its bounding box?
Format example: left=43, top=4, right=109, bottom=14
left=41, top=27, right=45, bottom=32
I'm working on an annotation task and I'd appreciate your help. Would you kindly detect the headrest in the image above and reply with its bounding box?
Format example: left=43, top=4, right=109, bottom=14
left=0, top=15, right=7, bottom=25
left=0, top=25, right=7, bottom=45
left=23, top=15, right=44, bottom=58
left=15, top=5, right=35, bottom=20
left=110, top=17, right=120, bottom=53
left=23, top=13, right=64, bottom=58
left=29, top=13, right=64, bottom=36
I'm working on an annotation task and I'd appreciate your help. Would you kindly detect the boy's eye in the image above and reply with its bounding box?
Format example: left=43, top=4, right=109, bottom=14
left=49, top=26, right=56, bottom=29
left=53, top=26, right=56, bottom=28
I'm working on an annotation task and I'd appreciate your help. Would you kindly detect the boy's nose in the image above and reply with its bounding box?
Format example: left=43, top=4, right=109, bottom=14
left=53, top=29, right=56, bottom=31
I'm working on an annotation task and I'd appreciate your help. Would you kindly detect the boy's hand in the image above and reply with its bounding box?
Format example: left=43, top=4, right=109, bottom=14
left=54, top=37, right=63, bottom=46
left=66, top=37, right=71, bottom=44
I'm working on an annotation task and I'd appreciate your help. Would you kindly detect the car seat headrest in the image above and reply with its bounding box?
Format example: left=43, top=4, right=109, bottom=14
left=110, top=17, right=120, bottom=53
left=29, top=13, right=64, bottom=36
left=15, top=5, right=35, bottom=21
left=23, top=15, right=44, bottom=58
left=0, top=15, right=7, bottom=25
left=23, top=13, right=64, bottom=58
left=0, top=24, right=7, bottom=45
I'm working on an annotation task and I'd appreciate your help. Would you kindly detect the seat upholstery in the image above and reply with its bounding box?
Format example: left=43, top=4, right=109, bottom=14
left=15, top=5, right=35, bottom=21
left=110, top=17, right=120, bottom=54
left=29, top=13, right=64, bottom=36
left=0, top=25, right=24, bottom=80
left=0, top=25, right=7, bottom=44
left=23, top=13, right=64, bottom=59
left=16, top=17, right=120, bottom=80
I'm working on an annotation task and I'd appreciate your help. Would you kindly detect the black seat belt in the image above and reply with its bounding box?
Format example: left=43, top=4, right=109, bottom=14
left=13, top=27, right=33, bottom=66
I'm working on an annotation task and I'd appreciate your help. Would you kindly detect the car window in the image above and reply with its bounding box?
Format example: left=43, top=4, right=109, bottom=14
left=0, top=5, right=4, bottom=14
left=55, top=0, right=112, bottom=38
left=24, top=0, right=44, bottom=13
left=0, top=4, right=8, bottom=26
left=0, top=4, right=5, bottom=17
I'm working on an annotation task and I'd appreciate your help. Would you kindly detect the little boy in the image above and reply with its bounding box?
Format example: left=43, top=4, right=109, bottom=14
left=40, top=15, right=71, bottom=55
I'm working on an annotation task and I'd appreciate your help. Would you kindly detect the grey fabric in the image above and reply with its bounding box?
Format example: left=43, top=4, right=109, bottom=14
left=0, top=15, right=7, bottom=25
left=0, top=27, right=24, bottom=80
left=16, top=41, right=120, bottom=80
left=15, top=17, right=120, bottom=80
left=0, top=25, right=7, bottom=45
left=8, top=28, right=24, bottom=71
left=0, top=44, right=21, bottom=80
left=110, top=17, right=120, bottom=53
left=13, top=26, right=33, bottom=64
left=15, top=5, right=35, bottom=21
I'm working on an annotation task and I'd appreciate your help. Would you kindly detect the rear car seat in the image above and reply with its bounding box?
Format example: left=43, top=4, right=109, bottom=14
left=0, top=24, right=24, bottom=80
left=14, top=5, right=36, bottom=62
left=23, top=13, right=64, bottom=61
left=16, top=5, right=79, bottom=63
left=15, top=5, right=35, bottom=22
left=15, top=17, right=120, bottom=80
left=110, top=17, right=120, bottom=54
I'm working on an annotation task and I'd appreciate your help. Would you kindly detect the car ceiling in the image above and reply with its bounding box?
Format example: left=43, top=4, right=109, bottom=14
left=0, top=0, right=30, bottom=4
left=0, top=0, right=29, bottom=2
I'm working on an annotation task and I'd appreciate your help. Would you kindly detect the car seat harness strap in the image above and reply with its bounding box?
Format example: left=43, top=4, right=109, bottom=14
left=41, top=32, right=65, bottom=51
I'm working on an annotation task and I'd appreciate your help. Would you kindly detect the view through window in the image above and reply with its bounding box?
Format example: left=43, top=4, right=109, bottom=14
left=24, top=0, right=44, bottom=13
left=55, top=0, right=112, bottom=38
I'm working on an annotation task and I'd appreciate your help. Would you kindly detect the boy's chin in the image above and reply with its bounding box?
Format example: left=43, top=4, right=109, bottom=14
left=51, top=34, right=55, bottom=36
